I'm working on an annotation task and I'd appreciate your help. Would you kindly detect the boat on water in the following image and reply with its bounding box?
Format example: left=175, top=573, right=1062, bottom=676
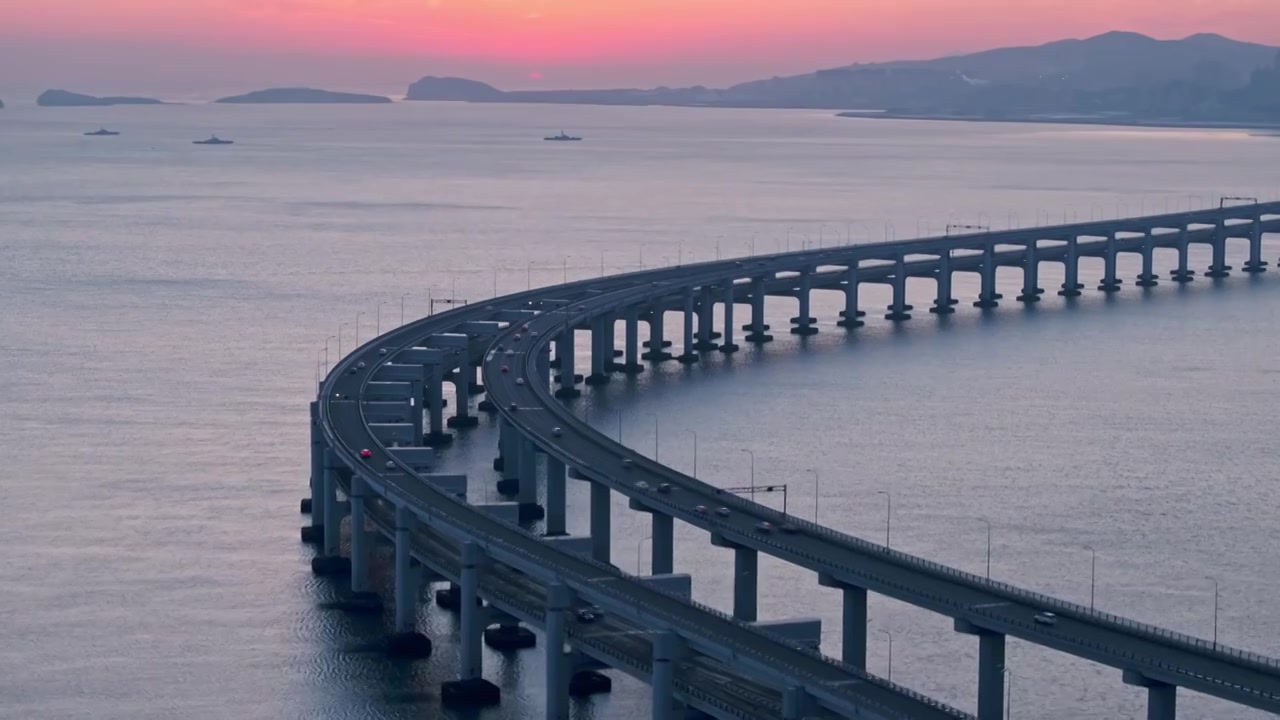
left=84, top=128, right=120, bottom=136
left=193, top=136, right=234, bottom=145
left=543, top=131, right=582, bottom=142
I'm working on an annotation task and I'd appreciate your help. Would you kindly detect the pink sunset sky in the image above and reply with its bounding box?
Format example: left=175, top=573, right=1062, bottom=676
left=2, top=0, right=1279, bottom=96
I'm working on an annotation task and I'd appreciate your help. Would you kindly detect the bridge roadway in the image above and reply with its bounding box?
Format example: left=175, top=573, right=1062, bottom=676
left=323, top=283, right=973, bottom=718
left=354, top=492, right=810, bottom=719
left=481, top=205, right=1280, bottom=715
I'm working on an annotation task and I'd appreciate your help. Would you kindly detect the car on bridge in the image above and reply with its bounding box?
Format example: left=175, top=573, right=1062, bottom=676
left=1033, top=611, right=1058, bottom=626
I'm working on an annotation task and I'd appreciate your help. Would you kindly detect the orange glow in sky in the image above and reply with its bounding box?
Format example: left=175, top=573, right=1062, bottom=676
left=4, top=0, right=1279, bottom=89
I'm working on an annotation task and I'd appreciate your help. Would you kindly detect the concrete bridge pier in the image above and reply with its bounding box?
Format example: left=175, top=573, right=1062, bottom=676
left=630, top=499, right=674, bottom=574
left=643, top=310, right=674, bottom=361
left=651, top=631, right=682, bottom=720
left=818, top=573, right=868, bottom=668
left=720, top=284, right=740, bottom=352
left=1206, top=222, right=1232, bottom=278
left=1244, top=217, right=1268, bottom=273
left=423, top=365, right=453, bottom=446
left=589, top=481, right=612, bottom=564
left=1017, top=242, right=1043, bottom=302
left=1060, top=237, right=1084, bottom=296
left=975, top=245, right=1001, bottom=308
left=781, top=686, right=814, bottom=720
left=745, top=278, right=774, bottom=342
left=1136, top=232, right=1160, bottom=287
left=441, top=542, right=500, bottom=707
left=516, top=437, right=545, bottom=521
left=838, top=265, right=866, bottom=328
left=711, top=533, right=757, bottom=621
left=496, top=416, right=520, bottom=494
left=586, top=315, right=611, bottom=385
left=1123, top=670, right=1177, bottom=720
left=955, top=619, right=1005, bottom=720
left=791, top=269, right=819, bottom=334
left=545, top=456, right=567, bottom=536
left=484, top=606, right=537, bottom=651
left=388, top=505, right=432, bottom=658
left=1098, top=232, right=1124, bottom=292
left=555, top=329, right=581, bottom=398
left=1171, top=226, right=1196, bottom=282
left=446, top=344, right=478, bottom=429
left=536, top=345, right=552, bottom=390
left=348, top=476, right=374, bottom=597
left=886, top=259, right=913, bottom=321
left=545, top=583, right=574, bottom=720
left=931, top=253, right=957, bottom=314
left=695, top=287, right=720, bottom=350
left=311, top=450, right=351, bottom=576
left=617, top=308, right=645, bottom=372
left=301, top=401, right=324, bottom=542
left=677, top=290, right=699, bottom=363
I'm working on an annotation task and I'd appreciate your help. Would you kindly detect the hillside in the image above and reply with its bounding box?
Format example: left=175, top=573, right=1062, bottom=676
left=37, top=90, right=165, bottom=107
left=215, top=87, right=391, bottom=104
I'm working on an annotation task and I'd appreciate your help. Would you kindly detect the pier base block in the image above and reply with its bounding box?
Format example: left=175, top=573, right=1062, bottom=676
left=719, top=343, right=740, bottom=354
left=300, top=524, right=323, bottom=544
left=518, top=503, right=546, bottom=521
left=446, top=415, right=479, bottom=428
left=441, top=678, right=501, bottom=708
left=607, top=362, right=646, bottom=374
left=422, top=432, right=454, bottom=447
left=584, top=374, right=611, bottom=386
left=434, top=586, right=484, bottom=611
left=1135, top=273, right=1160, bottom=288
left=484, top=624, right=538, bottom=650
left=310, top=555, right=351, bottom=577
left=478, top=399, right=497, bottom=412
left=300, top=498, right=312, bottom=514
left=386, top=632, right=433, bottom=659
left=745, top=333, right=774, bottom=343
left=495, top=477, right=519, bottom=495
left=676, top=353, right=700, bottom=364
left=323, top=591, right=384, bottom=615
left=553, top=387, right=582, bottom=399
left=973, top=298, right=999, bottom=309
left=836, top=318, right=865, bottom=328
left=569, top=670, right=613, bottom=697
left=1243, top=261, right=1268, bottom=274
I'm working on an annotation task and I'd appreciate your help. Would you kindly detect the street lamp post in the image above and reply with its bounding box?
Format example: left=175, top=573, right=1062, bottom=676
left=876, top=491, right=891, bottom=548
left=637, top=535, right=652, bottom=575
left=690, top=430, right=698, bottom=479
left=355, top=311, right=365, bottom=346
left=337, top=323, right=348, bottom=357
left=1084, top=545, right=1097, bottom=610
left=878, top=629, right=893, bottom=683
left=400, top=292, right=410, bottom=326
left=1005, top=669, right=1013, bottom=720
left=376, top=301, right=387, bottom=336
left=1208, top=576, right=1219, bottom=648
left=324, top=335, right=336, bottom=372
left=527, top=261, right=534, bottom=290
left=742, top=449, right=756, bottom=501
left=810, top=469, right=820, bottom=523
left=977, top=517, right=992, bottom=579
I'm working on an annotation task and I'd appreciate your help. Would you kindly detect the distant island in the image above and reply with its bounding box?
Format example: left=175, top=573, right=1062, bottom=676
left=214, top=87, right=392, bottom=104
left=405, top=32, right=1280, bottom=128
left=37, top=89, right=165, bottom=107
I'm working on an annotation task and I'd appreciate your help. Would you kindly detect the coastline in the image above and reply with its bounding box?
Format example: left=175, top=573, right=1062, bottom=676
left=835, top=111, right=1280, bottom=133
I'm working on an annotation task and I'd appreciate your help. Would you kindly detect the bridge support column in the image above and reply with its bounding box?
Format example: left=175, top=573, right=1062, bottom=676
left=781, top=686, right=813, bottom=720
left=447, top=344, right=478, bottom=428
left=818, top=573, right=867, bottom=668
left=618, top=308, right=645, bottom=372
left=791, top=268, right=818, bottom=334
left=746, top=278, right=773, bottom=342
left=1171, top=225, right=1195, bottom=282
left=301, top=401, right=324, bottom=542
left=651, top=631, right=681, bottom=720
left=441, top=542, right=500, bottom=707
left=496, top=416, right=519, bottom=492
left=1016, top=242, right=1042, bottom=302
left=956, top=619, right=1005, bottom=720
left=696, top=287, right=719, bottom=349
left=975, top=244, right=1000, bottom=308
left=590, top=481, right=611, bottom=564
left=424, top=365, right=453, bottom=446
left=628, top=503, right=675, bottom=574
left=555, top=329, right=581, bottom=398
left=677, top=290, right=698, bottom=363
left=517, top=437, right=544, bottom=521
left=349, top=476, right=372, bottom=594
left=1136, top=232, right=1160, bottom=287
left=720, top=284, right=739, bottom=352
left=586, top=315, right=612, bottom=385
left=838, top=265, right=865, bottom=327
left=1123, top=671, right=1177, bottom=720
left=1059, top=236, right=1084, bottom=296
left=389, top=505, right=432, bottom=658
left=1206, top=222, right=1232, bottom=278
left=545, top=456, right=567, bottom=536
left=731, top=544, right=759, bottom=621
left=313, top=449, right=348, bottom=567
left=1098, top=232, right=1123, bottom=292
left=1245, top=217, right=1268, bottom=273
left=930, top=253, right=957, bottom=314
left=886, top=258, right=912, bottom=321
left=545, top=583, right=573, bottom=720
left=643, top=309, right=674, bottom=361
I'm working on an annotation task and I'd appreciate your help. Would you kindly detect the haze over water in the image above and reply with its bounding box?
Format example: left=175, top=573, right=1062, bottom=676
left=1, top=102, right=1278, bottom=720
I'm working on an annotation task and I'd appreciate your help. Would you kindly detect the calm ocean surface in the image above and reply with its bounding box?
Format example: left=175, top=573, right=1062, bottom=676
left=1, top=101, right=1278, bottom=720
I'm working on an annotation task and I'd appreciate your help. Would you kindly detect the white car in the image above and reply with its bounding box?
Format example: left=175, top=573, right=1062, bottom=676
left=552, top=427, right=563, bottom=437
left=1033, top=611, right=1057, bottom=626
left=516, top=378, right=525, bottom=386
left=635, top=481, right=650, bottom=491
